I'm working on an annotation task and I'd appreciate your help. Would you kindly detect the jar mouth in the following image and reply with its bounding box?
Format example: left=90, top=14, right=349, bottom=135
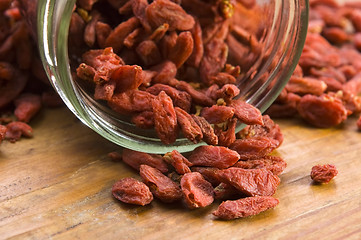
left=37, top=0, right=308, bottom=154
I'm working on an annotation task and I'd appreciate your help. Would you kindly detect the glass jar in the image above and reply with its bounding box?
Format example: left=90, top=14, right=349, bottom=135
left=21, top=0, right=308, bottom=153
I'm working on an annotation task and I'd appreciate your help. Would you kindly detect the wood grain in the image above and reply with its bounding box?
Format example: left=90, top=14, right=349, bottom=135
left=1, top=107, right=361, bottom=240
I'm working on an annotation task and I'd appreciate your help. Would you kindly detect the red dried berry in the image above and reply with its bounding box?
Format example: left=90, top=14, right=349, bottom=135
left=5, top=121, right=33, bottom=142
left=311, top=164, right=338, bottom=184
left=213, top=196, right=279, bottom=220
left=188, top=145, right=240, bottom=169
left=163, top=150, right=193, bottom=175
left=140, top=164, right=182, bottom=203
left=180, top=172, right=214, bottom=209
left=175, top=107, right=203, bottom=143
left=146, top=0, right=195, bottom=31
left=213, top=182, right=242, bottom=201
left=112, top=177, right=153, bottom=206
left=152, top=91, right=178, bottom=145
left=229, top=137, right=279, bottom=160
left=0, top=124, right=6, bottom=144
left=122, top=148, right=168, bottom=173
left=228, top=99, right=263, bottom=125
left=233, top=155, right=287, bottom=176
left=201, top=105, right=235, bottom=124
left=191, top=167, right=221, bottom=186
left=238, top=115, right=283, bottom=148
left=14, top=93, right=42, bottom=123
left=297, top=94, right=348, bottom=128
left=191, top=115, right=218, bottom=145
left=216, top=167, right=280, bottom=197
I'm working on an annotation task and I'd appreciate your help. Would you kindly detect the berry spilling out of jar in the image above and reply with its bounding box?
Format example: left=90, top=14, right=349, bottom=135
left=72, top=0, right=268, bottom=145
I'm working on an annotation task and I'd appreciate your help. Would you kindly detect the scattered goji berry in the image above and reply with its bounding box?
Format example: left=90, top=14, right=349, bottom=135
left=5, top=121, right=33, bottom=142
left=311, top=164, right=338, bottom=184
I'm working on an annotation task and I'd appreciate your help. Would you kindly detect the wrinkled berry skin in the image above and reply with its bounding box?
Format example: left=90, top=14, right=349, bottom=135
left=213, top=196, right=279, bottom=220
left=181, top=172, right=214, bottom=209
left=311, top=164, right=338, bottom=184
left=112, top=178, right=153, bottom=206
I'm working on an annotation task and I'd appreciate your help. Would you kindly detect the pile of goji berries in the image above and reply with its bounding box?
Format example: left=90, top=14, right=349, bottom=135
left=0, top=0, right=352, bottom=220
left=267, top=0, right=361, bottom=130
left=0, top=0, right=62, bottom=144
left=73, top=0, right=266, bottom=146
left=109, top=114, right=286, bottom=220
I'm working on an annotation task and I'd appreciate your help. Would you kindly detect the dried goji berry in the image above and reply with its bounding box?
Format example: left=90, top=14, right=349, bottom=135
left=136, top=40, right=162, bottom=66
left=285, top=76, right=327, bottom=96
left=215, top=84, right=240, bottom=102
left=80, top=47, right=124, bottom=84
left=215, top=118, right=237, bottom=147
left=233, top=155, right=287, bottom=176
left=151, top=91, right=178, bottom=144
left=105, top=17, right=140, bottom=53
left=84, top=11, right=100, bottom=47
left=122, top=148, right=168, bottom=173
left=108, top=90, right=154, bottom=114
left=216, top=167, right=280, bottom=196
left=311, top=164, right=338, bottom=184
left=140, top=164, right=182, bottom=203
left=147, top=83, right=191, bottom=112
left=112, top=177, right=153, bottom=206
left=163, top=150, right=193, bottom=175
left=0, top=124, right=6, bottom=143
left=174, top=80, right=215, bottom=106
left=229, top=137, right=279, bottom=160
left=131, top=111, right=154, bottom=129
left=110, top=65, right=144, bottom=92
left=228, top=99, right=263, bottom=125
left=237, top=115, right=284, bottom=148
left=201, top=105, right=235, bottom=124
left=148, top=23, right=169, bottom=42
left=188, top=145, right=240, bottom=169
left=168, top=31, right=194, bottom=68
left=187, top=20, right=203, bottom=68
left=191, top=115, right=218, bottom=146
left=5, top=121, right=33, bottom=142
left=13, top=93, right=41, bottom=123
left=175, top=107, right=203, bottom=143
left=343, top=73, right=361, bottom=96
left=180, top=172, right=214, bottom=209
left=297, top=94, right=348, bottom=128
left=132, top=0, right=152, bottom=32
left=146, top=0, right=195, bottom=31
left=95, top=22, right=112, bottom=48
left=213, top=182, right=242, bottom=201
left=213, top=196, right=279, bottom=220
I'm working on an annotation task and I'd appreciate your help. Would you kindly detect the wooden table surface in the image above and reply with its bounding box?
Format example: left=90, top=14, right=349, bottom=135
left=0, top=107, right=361, bottom=240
